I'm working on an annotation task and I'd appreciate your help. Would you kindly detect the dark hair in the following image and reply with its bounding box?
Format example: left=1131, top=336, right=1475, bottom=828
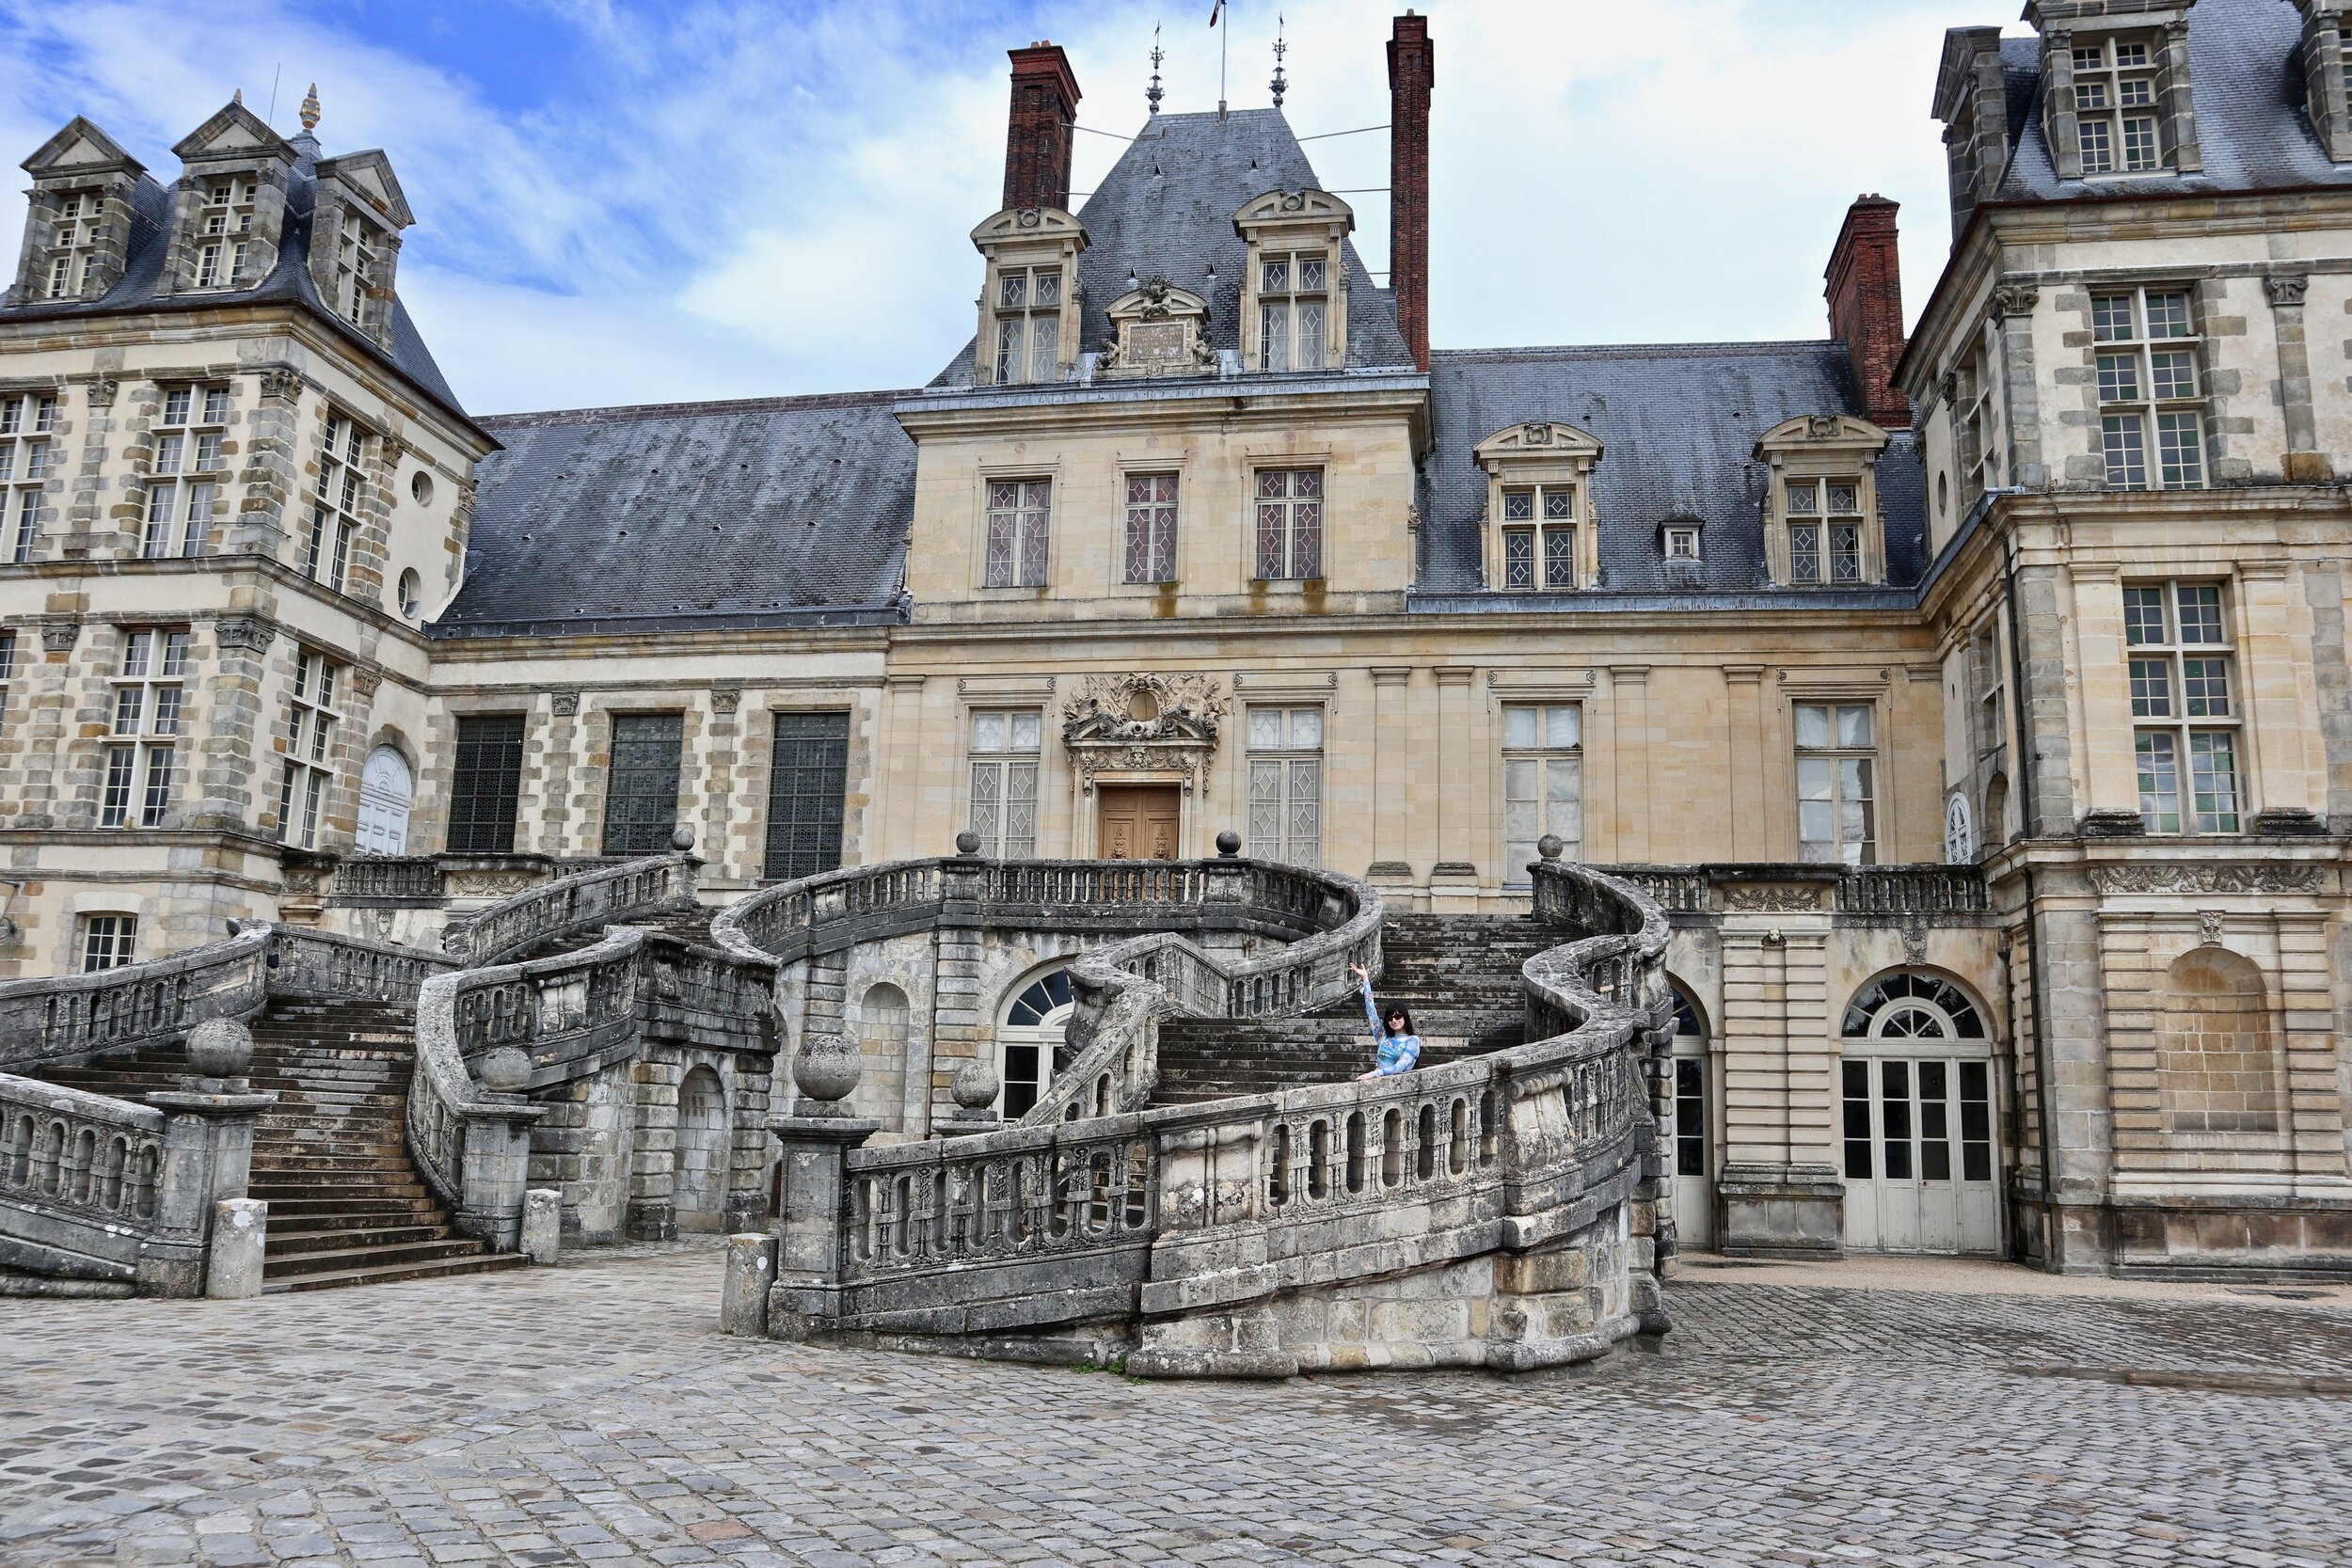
left=1382, top=1004, right=1415, bottom=1038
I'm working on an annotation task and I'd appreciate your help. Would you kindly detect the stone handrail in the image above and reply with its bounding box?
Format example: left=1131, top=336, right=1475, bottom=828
left=1593, top=863, right=1990, bottom=918
left=1836, top=863, right=1991, bottom=915
left=0, top=1075, right=167, bottom=1241
left=804, top=860, right=1668, bottom=1360
left=331, top=857, right=445, bottom=901
left=260, top=925, right=459, bottom=1004
left=0, top=927, right=271, bottom=1075
left=441, top=850, right=700, bottom=966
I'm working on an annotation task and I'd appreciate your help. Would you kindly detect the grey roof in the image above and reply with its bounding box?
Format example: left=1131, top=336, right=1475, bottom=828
left=935, top=107, right=1413, bottom=385
left=433, top=390, right=916, bottom=639
left=1417, top=341, right=1930, bottom=599
left=0, top=129, right=469, bottom=425
left=1994, top=0, right=2352, bottom=205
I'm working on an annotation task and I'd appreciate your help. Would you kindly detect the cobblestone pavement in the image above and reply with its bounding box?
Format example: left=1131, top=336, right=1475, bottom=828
left=7, top=1243, right=2352, bottom=1567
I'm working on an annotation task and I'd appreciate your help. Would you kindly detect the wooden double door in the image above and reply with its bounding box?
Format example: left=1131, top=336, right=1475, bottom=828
left=1097, top=785, right=1181, bottom=860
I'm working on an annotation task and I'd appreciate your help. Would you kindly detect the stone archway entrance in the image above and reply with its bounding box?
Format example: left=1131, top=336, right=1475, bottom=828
left=673, top=1066, right=729, bottom=1232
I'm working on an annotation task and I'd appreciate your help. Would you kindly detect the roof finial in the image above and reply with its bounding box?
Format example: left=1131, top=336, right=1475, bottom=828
left=1147, top=23, right=1164, bottom=115
left=1270, top=16, right=1287, bottom=109
left=299, top=83, right=321, bottom=134
left=233, top=88, right=245, bottom=105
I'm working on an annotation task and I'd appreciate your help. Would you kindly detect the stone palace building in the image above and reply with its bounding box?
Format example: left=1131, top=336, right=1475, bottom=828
left=4, top=0, right=2351, bottom=1281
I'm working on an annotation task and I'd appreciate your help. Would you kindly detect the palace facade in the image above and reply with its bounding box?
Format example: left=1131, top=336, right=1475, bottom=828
left=5, top=0, right=2352, bottom=1276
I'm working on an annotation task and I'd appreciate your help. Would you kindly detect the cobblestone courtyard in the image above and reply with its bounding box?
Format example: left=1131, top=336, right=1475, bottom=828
left=5, top=1243, right=2351, bottom=1568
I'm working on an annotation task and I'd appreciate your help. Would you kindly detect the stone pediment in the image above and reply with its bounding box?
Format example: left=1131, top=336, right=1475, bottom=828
left=1232, top=187, right=1355, bottom=232
left=315, top=150, right=414, bottom=228
left=1061, top=673, right=1227, bottom=795
left=171, top=102, right=296, bottom=168
left=1754, top=413, right=1890, bottom=460
left=969, top=205, right=1089, bottom=248
left=22, top=118, right=144, bottom=180
left=1101, top=277, right=1215, bottom=377
left=1474, top=421, right=1604, bottom=474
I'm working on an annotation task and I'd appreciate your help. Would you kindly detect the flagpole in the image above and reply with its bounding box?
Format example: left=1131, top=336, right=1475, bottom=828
left=1218, top=0, right=1229, bottom=120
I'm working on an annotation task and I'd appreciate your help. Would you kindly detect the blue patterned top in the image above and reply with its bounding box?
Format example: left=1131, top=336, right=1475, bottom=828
left=1360, top=981, right=1422, bottom=1075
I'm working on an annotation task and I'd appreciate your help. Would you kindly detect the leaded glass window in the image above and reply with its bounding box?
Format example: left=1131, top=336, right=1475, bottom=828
left=1501, top=485, right=1576, bottom=591
left=1122, top=472, right=1178, bottom=585
left=984, top=478, right=1052, bottom=589
left=448, top=713, right=526, bottom=854
left=764, top=710, right=849, bottom=880
left=601, top=711, right=685, bottom=855
left=992, top=266, right=1064, bottom=384
left=1247, top=706, right=1322, bottom=866
left=1785, top=478, right=1864, bottom=586
left=967, top=709, right=1041, bottom=858
left=1254, top=467, right=1323, bottom=580
left=1502, top=703, right=1581, bottom=882
left=1257, top=249, right=1329, bottom=372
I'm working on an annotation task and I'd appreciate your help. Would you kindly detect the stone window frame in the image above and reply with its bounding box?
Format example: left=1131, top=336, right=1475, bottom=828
left=276, top=646, right=342, bottom=850
left=976, top=467, right=1056, bottom=591
left=140, top=382, right=232, bottom=560
left=1251, top=466, right=1326, bottom=583
left=1253, top=247, right=1332, bottom=373
left=2089, top=282, right=2207, bottom=491
left=0, top=627, right=15, bottom=731
left=76, top=911, right=138, bottom=974
left=1472, top=422, right=1604, bottom=594
left=1752, top=415, right=1891, bottom=589
left=1119, top=466, right=1182, bottom=587
left=599, top=708, right=688, bottom=857
left=2124, top=578, right=2244, bottom=835
left=305, top=150, right=414, bottom=349
left=964, top=706, right=1042, bottom=858
left=966, top=205, right=1087, bottom=389
left=1232, top=188, right=1355, bottom=376
left=1661, top=522, right=1703, bottom=562
left=446, top=710, right=529, bottom=856
left=1245, top=703, right=1324, bottom=868
left=2295, top=3, right=2352, bottom=164
left=101, top=626, right=191, bottom=831
left=189, top=174, right=259, bottom=292
left=0, top=388, right=59, bottom=565
left=41, top=186, right=105, bottom=300
left=1499, top=699, right=1582, bottom=884
left=2033, top=8, right=2201, bottom=183
left=1783, top=680, right=1886, bottom=868
left=10, top=119, right=147, bottom=307
left=760, top=707, right=852, bottom=882
left=304, top=405, right=373, bottom=592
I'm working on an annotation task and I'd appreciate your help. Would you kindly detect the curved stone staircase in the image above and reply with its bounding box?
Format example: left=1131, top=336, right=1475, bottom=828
left=1149, top=913, right=1559, bottom=1105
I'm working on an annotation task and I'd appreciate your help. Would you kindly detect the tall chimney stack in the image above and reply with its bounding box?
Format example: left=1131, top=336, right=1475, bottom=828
left=1003, top=42, right=1082, bottom=213
left=1825, top=195, right=1911, bottom=428
left=1387, top=12, right=1434, bottom=372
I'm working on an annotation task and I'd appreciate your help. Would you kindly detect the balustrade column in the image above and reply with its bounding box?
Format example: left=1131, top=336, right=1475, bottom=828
left=137, top=1085, right=276, bottom=1298
left=764, top=1109, right=878, bottom=1340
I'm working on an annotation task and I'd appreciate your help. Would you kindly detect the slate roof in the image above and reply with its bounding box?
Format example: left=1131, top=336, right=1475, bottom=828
left=1416, top=341, right=1930, bottom=602
left=934, top=107, right=1413, bottom=385
left=433, top=391, right=916, bottom=638
left=1992, top=0, right=2352, bottom=205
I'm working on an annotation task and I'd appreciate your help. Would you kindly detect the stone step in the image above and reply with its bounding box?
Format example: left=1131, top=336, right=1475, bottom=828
left=260, top=1195, right=447, bottom=1220
left=265, top=1222, right=458, bottom=1257
left=262, top=1251, right=527, bottom=1294
left=262, top=1237, right=493, bottom=1278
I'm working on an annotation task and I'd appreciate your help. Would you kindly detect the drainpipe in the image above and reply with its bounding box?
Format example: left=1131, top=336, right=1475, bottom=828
left=2000, top=524, right=2063, bottom=1262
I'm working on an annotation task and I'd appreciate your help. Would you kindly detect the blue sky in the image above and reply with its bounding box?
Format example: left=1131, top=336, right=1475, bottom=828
left=0, top=1, right=2017, bottom=414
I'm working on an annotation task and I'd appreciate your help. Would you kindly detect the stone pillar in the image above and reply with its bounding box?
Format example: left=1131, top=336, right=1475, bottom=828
left=454, top=1051, right=546, bottom=1252
left=1990, top=282, right=2044, bottom=488
left=205, top=1198, right=266, bottom=1299
left=721, top=1232, right=774, bottom=1336
left=1713, top=882, right=1841, bottom=1259
left=927, top=851, right=990, bottom=1132
left=1368, top=666, right=1413, bottom=892
left=520, top=1187, right=561, bottom=1264
left=138, top=1089, right=276, bottom=1298
left=2012, top=559, right=2081, bottom=837
left=2265, top=275, right=2329, bottom=482
left=763, top=1113, right=877, bottom=1340
left=1430, top=666, right=1479, bottom=911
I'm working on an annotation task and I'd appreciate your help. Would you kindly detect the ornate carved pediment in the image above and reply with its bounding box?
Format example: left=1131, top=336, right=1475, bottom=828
left=1061, top=673, right=1227, bottom=796
left=1474, top=421, right=1605, bottom=471
left=1103, top=276, right=1215, bottom=377
left=1232, top=187, right=1356, bottom=231
left=969, top=205, right=1089, bottom=247
left=1753, top=413, right=1891, bottom=460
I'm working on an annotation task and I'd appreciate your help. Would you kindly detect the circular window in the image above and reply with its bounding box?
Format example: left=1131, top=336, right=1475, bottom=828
left=397, top=568, right=422, bottom=618
left=410, top=470, right=434, bottom=506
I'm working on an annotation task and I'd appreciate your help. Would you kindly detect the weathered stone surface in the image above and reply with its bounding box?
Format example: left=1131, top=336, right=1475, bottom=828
left=202, top=1197, right=265, bottom=1300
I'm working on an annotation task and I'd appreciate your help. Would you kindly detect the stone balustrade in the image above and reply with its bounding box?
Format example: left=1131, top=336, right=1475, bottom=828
left=330, top=857, right=446, bottom=902
left=1595, top=862, right=1990, bottom=919
left=440, top=850, right=700, bottom=966
left=0, top=926, right=271, bottom=1075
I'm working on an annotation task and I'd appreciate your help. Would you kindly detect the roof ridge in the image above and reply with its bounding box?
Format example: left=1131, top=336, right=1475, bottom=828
left=1433, top=339, right=1842, bottom=364
left=479, top=387, right=922, bottom=428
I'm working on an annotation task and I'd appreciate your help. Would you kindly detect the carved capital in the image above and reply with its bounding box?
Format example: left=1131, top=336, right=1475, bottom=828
left=549, top=690, right=580, bottom=717
left=84, top=376, right=120, bottom=410
left=709, top=686, right=742, bottom=714
left=38, top=616, right=79, bottom=654
left=259, top=367, right=306, bottom=403
left=349, top=665, right=383, bottom=698
left=1938, top=371, right=1960, bottom=408
left=214, top=616, right=276, bottom=653
left=1990, top=282, right=2040, bottom=321
left=2265, top=274, right=2310, bottom=309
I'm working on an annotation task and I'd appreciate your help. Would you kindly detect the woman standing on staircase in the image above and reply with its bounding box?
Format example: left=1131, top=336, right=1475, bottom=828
left=1347, top=962, right=1422, bottom=1080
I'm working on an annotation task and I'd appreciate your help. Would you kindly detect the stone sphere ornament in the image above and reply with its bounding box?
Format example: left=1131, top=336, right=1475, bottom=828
left=1216, top=830, right=1242, bottom=857
left=185, top=1018, right=255, bottom=1078
left=1536, top=833, right=1565, bottom=862
left=670, top=824, right=696, bottom=852
left=955, top=830, right=983, bottom=857
left=793, top=1034, right=862, bottom=1104
left=951, top=1057, right=1002, bottom=1112
left=478, top=1046, right=532, bottom=1094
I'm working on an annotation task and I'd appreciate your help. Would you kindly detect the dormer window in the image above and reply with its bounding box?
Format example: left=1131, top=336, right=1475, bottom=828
left=2071, top=35, right=2161, bottom=174
left=993, top=265, right=1063, bottom=384
left=333, top=210, right=379, bottom=324
left=1784, top=479, right=1864, bottom=586
left=1501, top=485, right=1576, bottom=590
left=1755, top=415, right=1889, bottom=589
left=1258, top=250, right=1328, bottom=372
left=194, top=178, right=255, bottom=288
left=1473, top=421, right=1604, bottom=593
left=1664, top=525, right=1701, bottom=561
left=45, top=189, right=101, bottom=298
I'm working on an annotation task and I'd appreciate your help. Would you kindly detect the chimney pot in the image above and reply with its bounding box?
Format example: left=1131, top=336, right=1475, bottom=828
left=1003, top=43, right=1082, bottom=213
left=1825, top=195, right=1910, bottom=429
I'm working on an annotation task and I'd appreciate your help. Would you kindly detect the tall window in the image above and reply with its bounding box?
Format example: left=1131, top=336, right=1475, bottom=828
left=46, top=189, right=100, bottom=298
left=1963, top=341, right=2002, bottom=500
left=1254, top=467, right=1323, bottom=580
left=307, top=412, right=367, bottom=589
left=78, top=912, right=137, bottom=973
left=2126, top=581, right=2239, bottom=833
left=1795, top=702, right=1876, bottom=865
left=1247, top=706, right=1323, bottom=866
left=194, top=178, right=256, bottom=289
left=1501, top=484, right=1576, bottom=590
left=1502, top=703, right=1581, bottom=880
left=983, top=478, right=1051, bottom=589
left=144, top=386, right=229, bottom=559
left=448, top=713, right=526, bottom=854
left=764, top=710, right=849, bottom=880
left=2, top=392, right=56, bottom=564
left=2071, top=36, right=2162, bottom=175
left=0, top=629, right=15, bottom=727
left=992, top=265, right=1062, bottom=384
left=1257, top=250, right=1328, bottom=372
left=601, top=711, right=685, bottom=855
left=967, top=709, right=1040, bottom=858
left=276, top=650, right=340, bottom=849
left=103, top=629, right=188, bottom=829
left=334, top=211, right=378, bottom=324
left=2093, top=287, right=2202, bottom=490
left=1969, top=618, right=2005, bottom=760
left=1786, top=478, right=1863, bottom=586
left=1122, top=472, right=1179, bottom=585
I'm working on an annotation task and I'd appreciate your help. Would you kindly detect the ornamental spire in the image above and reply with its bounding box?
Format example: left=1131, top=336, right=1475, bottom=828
left=1147, top=24, right=1164, bottom=115
left=1270, top=17, right=1287, bottom=109
left=299, top=84, right=321, bottom=133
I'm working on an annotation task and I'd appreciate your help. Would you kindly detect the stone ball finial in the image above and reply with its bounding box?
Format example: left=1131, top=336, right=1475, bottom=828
left=185, top=1018, right=254, bottom=1078
left=1215, top=830, right=1242, bottom=857
left=670, top=823, right=695, bottom=852
left=478, top=1047, right=532, bottom=1094
left=793, top=1034, right=861, bottom=1104
left=1536, top=833, right=1565, bottom=862
left=955, top=831, right=983, bottom=857
left=951, top=1057, right=1002, bottom=1112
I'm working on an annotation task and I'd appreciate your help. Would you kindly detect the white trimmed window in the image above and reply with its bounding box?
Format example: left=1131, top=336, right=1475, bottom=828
left=1501, top=483, right=1576, bottom=590
left=1502, top=703, right=1581, bottom=880
left=46, top=189, right=101, bottom=298
left=1796, top=703, right=1877, bottom=865
left=277, top=649, right=341, bottom=849
left=982, top=478, right=1051, bottom=589
left=1257, top=249, right=1329, bottom=372
left=992, top=266, right=1062, bottom=385
left=1247, top=706, right=1323, bottom=866
left=2, top=392, right=57, bottom=564
left=966, top=709, right=1041, bottom=858
left=306, top=411, right=367, bottom=589
left=103, top=629, right=188, bottom=829
left=1664, top=526, right=1701, bottom=562
left=334, top=210, right=378, bottom=324
left=2093, top=287, right=2203, bottom=490
left=1786, top=478, right=1864, bottom=586
left=1122, top=472, right=1179, bottom=585
left=77, top=912, right=137, bottom=973
left=144, top=385, right=229, bottom=559
left=0, top=629, right=16, bottom=727
left=2071, top=36, right=2162, bottom=175
left=194, top=178, right=256, bottom=289
left=2126, top=581, right=2240, bottom=834
left=1253, top=467, right=1323, bottom=580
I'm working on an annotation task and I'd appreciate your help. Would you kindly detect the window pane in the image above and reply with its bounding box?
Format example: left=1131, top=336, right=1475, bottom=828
left=450, top=714, right=527, bottom=854
left=1249, top=708, right=1283, bottom=749
left=2123, top=586, right=2168, bottom=645
left=1009, top=711, right=1041, bottom=752
left=1794, top=705, right=1830, bottom=749
left=1502, top=706, right=1536, bottom=750
left=1544, top=705, right=1579, bottom=748
left=972, top=711, right=1006, bottom=752
left=2181, top=657, right=2229, bottom=718
left=2129, top=657, right=2172, bottom=717
left=2189, top=730, right=2240, bottom=833
left=1289, top=707, right=1322, bottom=749
left=1837, top=705, right=1872, bottom=748
left=2136, top=730, right=2181, bottom=834
left=2176, top=586, right=2224, bottom=644
left=763, top=712, right=850, bottom=879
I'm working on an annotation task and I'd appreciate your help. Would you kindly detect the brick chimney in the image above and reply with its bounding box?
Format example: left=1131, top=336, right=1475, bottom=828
left=1825, top=194, right=1910, bottom=428
left=1387, top=12, right=1434, bottom=372
left=1003, top=42, right=1081, bottom=213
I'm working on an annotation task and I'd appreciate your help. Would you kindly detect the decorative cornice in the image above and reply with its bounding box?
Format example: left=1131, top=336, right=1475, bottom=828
left=2090, top=863, right=2326, bottom=895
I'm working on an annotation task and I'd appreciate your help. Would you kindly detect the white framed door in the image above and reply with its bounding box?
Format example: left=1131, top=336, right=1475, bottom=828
left=1666, top=988, right=1713, bottom=1249
left=355, top=745, right=413, bottom=855
left=1838, top=973, right=2001, bottom=1255
left=997, top=967, right=1073, bottom=1119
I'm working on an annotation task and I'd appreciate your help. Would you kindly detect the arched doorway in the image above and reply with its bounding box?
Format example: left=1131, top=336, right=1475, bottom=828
left=355, top=746, right=414, bottom=855
left=1666, top=985, right=1713, bottom=1249
left=997, top=967, right=1073, bottom=1119
left=673, top=1065, right=729, bottom=1232
left=2159, top=948, right=2280, bottom=1134
left=1838, top=972, right=2000, bottom=1255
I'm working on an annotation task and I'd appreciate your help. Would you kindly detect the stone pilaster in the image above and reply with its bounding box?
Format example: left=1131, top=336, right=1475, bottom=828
left=1990, top=283, right=2045, bottom=489
left=198, top=613, right=277, bottom=833
left=230, top=368, right=305, bottom=559
left=1368, top=665, right=1411, bottom=887
left=2264, top=274, right=2329, bottom=482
